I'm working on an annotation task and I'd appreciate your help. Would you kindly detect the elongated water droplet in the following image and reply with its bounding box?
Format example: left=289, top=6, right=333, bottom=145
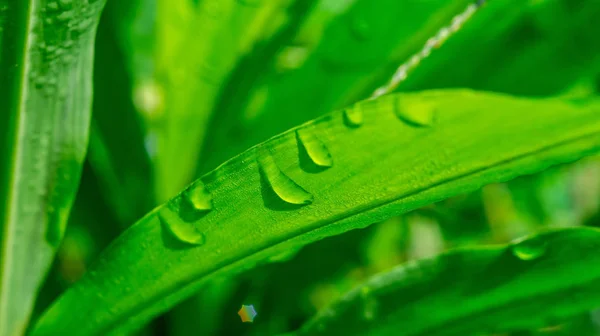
left=158, top=206, right=206, bottom=245
left=183, top=181, right=213, bottom=212
left=512, top=236, right=547, bottom=261
left=343, top=105, right=363, bottom=127
left=258, top=152, right=313, bottom=205
left=296, top=129, right=333, bottom=168
left=394, top=97, right=436, bottom=127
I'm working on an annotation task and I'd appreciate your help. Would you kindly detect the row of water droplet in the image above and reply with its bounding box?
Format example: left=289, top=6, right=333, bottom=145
left=29, top=0, right=103, bottom=91
left=371, top=0, right=486, bottom=98
left=159, top=98, right=437, bottom=245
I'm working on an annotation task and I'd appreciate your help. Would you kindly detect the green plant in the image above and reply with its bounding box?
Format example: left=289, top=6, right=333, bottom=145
left=2, top=0, right=600, bottom=335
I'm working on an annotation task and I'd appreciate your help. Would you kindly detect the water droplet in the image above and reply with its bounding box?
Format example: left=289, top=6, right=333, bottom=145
left=47, top=2, right=59, bottom=10
left=512, top=236, right=547, bottom=261
left=183, top=181, right=213, bottom=212
left=258, top=152, right=313, bottom=205
left=296, top=129, right=333, bottom=168
left=343, top=105, right=364, bottom=127
left=394, top=97, right=436, bottom=127
left=158, top=206, right=206, bottom=245
left=350, top=16, right=370, bottom=41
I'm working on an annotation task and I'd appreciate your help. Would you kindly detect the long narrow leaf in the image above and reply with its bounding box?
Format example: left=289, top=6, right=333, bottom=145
left=297, top=227, right=600, bottom=335
left=0, top=0, right=105, bottom=335
left=33, top=90, right=600, bottom=335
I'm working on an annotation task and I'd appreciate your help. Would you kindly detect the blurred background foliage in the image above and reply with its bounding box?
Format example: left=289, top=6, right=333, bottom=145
left=31, top=0, right=600, bottom=335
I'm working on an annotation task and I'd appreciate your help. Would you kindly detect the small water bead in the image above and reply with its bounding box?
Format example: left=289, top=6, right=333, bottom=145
left=158, top=206, right=206, bottom=245
left=258, top=152, right=313, bottom=205
left=296, top=129, right=333, bottom=168
left=343, top=105, right=364, bottom=127
left=183, top=181, right=213, bottom=212
left=394, top=97, right=436, bottom=127
left=511, top=236, right=547, bottom=261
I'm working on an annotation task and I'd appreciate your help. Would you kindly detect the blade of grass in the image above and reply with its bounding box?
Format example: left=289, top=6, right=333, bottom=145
left=0, top=0, right=106, bottom=335
left=33, top=90, right=600, bottom=335
left=296, top=227, right=600, bottom=335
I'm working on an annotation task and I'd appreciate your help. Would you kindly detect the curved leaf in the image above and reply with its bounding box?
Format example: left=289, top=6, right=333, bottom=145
left=297, top=227, right=600, bottom=335
left=0, top=0, right=105, bottom=335
left=33, top=90, right=600, bottom=335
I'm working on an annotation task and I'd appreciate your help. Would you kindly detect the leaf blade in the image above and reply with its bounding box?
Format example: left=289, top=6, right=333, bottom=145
left=298, top=227, right=600, bottom=335
left=33, top=90, right=600, bottom=335
left=0, top=1, right=105, bottom=334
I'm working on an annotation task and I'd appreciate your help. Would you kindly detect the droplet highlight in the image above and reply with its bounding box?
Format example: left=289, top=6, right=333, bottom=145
left=511, top=236, right=547, bottom=261
left=343, top=105, right=364, bottom=127
left=296, top=129, right=333, bottom=168
left=258, top=152, right=313, bottom=205
left=158, top=206, right=206, bottom=245
left=394, top=97, right=436, bottom=127
left=183, top=181, right=213, bottom=212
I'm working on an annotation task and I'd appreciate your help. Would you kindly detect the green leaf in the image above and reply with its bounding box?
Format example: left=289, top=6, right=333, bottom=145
left=87, top=4, right=154, bottom=225
left=296, top=227, right=600, bottom=335
left=401, top=0, right=600, bottom=96
left=32, top=90, right=600, bottom=335
left=152, top=0, right=311, bottom=202
left=0, top=0, right=105, bottom=335
left=199, top=0, right=482, bottom=173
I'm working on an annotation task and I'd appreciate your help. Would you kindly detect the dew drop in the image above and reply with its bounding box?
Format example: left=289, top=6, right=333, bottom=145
left=183, top=181, right=213, bottom=212
left=343, top=105, right=364, bottom=127
left=158, top=206, right=206, bottom=245
left=296, top=129, right=333, bottom=168
left=394, top=97, right=436, bottom=127
left=258, top=152, right=313, bottom=205
left=511, top=236, right=547, bottom=261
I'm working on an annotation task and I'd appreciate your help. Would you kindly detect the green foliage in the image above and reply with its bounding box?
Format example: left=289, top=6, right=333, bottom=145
left=0, top=1, right=105, bottom=335
left=297, top=227, right=600, bottom=335
left=2, top=0, right=600, bottom=336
